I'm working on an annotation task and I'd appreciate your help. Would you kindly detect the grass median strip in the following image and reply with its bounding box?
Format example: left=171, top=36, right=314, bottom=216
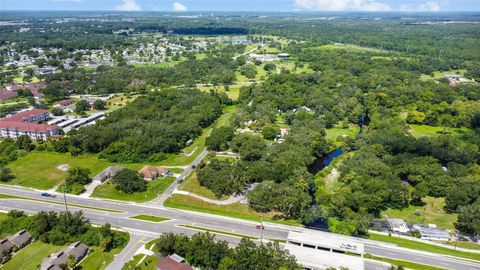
left=368, top=232, right=480, bottom=261
left=178, top=224, right=259, bottom=240
left=364, top=254, right=446, bottom=270
left=0, top=193, right=125, bottom=213
left=129, top=215, right=170, bottom=222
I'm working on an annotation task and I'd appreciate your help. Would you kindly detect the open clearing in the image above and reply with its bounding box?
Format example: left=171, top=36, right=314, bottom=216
left=381, top=196, right=457, bottom=229
left=368, top=232, right=480, bottom=261
left=164, top=194, right=299, bottom=226
left=91, top=176, right=176, bottom=202
left=178, top=172, right=229, bottom=200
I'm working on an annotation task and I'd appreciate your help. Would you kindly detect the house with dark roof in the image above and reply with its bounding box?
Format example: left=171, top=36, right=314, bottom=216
left=157, top=254, right=193, bottom=270
left=40, top=242, right=89, bottom=270
left=7, top=230, right=32, bottom=249
left=0, top=238, right=14, bottom=263
left=0, top=230, right=33, bottom=264
left=93, top=166, right=124, bottom=183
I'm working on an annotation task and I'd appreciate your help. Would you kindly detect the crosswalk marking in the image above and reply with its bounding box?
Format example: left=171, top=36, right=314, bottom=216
left=124, top=228, right=160, bottom=238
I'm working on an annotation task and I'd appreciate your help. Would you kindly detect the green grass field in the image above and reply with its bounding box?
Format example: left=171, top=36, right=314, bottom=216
left=132, top=62, right=172, bottom=69
left=107, top=94, right=141, bottom=111
left=368, top=233, right=480, bottom=261
left=178, top=172, right=229, bottom=200
left=325, top=125, right=360, bottom=146
left=123, top=254, right=160, bottom=270
left=382, top=197, right=457, bottom=229
left=130, top=215, right=170, bottom=222
left=164, top=194, right=300, bottom=226
left=168, top=168, right=184, bottom=174
left=91, top=176, right=176, bottom=202
left=1, top=241, right=62, bottom=270
left=178, top=224, right=259, bottom=239
left=408, top=124, right=469, bottom=138
left=5, top=151, right=112, bottom=190
left=443, top=241, right=480, bottom=250
left=80, top=245, right=127, bottom=270
left=312, top=44, right=384, bottom=53
left=364, top=254, right=446, bottom=270
left=197, top=85, right=241, bottom=100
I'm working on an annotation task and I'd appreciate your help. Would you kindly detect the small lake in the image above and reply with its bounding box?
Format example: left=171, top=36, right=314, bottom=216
left=308, top=147, right=343, bottom=175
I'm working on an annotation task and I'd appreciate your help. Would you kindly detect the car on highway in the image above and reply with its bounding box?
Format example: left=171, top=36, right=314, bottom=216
left=40, top=192, right=56, bottom=198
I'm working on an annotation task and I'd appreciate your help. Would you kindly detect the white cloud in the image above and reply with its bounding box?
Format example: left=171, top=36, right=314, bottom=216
left=294, top=0, right=391, bottom=12
left=114, top=0, right=141, bottom=11
left=419, top=1, right=440, bottom=11
left=172, top=2, right=187, bottom=11
left=400, top=1, right=440, bottom=12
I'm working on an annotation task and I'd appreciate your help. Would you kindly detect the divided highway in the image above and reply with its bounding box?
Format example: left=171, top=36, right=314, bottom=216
left=1, top=185, right=479, bottom=270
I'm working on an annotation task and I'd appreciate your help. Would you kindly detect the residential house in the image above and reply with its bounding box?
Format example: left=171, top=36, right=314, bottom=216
left=138, top=166, right=169, bottom=181
left=53, top=99, right=75, bottom=112
left=40, top=242, right=89, bottom=270
left=93, top=166, right=124, bottom=183
left=0, top=238, right=13, bottom=263
left=157, top=254, right=193, bottom=270
left=7, top=230, right=32, bottom=249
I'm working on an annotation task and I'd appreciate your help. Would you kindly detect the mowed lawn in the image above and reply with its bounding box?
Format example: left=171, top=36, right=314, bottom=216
left=1, top=241, right=62, bottom=270
left=80, top=245, right=127, bottom=270
left=91, top=176, right=176, bottom=202
left=6, top=151, right=112, bottom=190
left=123, top=254, right=160, bottom=270
left=164, top=194, right=300, bottom=226
left=178, top=172, right=228, bottom=200
left=408, top=124, right=469, bottom=138
left=382, top=197, right=457, bottom=229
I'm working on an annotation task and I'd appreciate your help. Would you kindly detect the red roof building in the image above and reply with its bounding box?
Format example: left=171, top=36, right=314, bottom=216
left=4, top=109, right=50, bottom=123
left=156, top=256, right=193, bottom=270
left=54, top=99, right=74, bottom=107
left=0, top=109, right=58, bottom=140
left=0, top=91, right=18, bottom=101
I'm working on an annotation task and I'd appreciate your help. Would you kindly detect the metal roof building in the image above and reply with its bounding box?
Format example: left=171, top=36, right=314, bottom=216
left=285, top=230, right=365, bottom=270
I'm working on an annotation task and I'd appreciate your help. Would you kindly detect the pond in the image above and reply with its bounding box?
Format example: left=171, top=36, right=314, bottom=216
left=308, top=147, right=343, bottom=175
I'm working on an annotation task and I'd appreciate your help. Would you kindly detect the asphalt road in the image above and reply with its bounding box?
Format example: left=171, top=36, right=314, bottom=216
left=1, top=185, right=479, bottom=270
left=150, top=149, right=209, bottom=205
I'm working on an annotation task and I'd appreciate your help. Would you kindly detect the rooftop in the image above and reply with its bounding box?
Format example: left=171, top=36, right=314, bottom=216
left=287, top=230, right=365, bottom=254
left=0, top=121, right=58, bottom=132
left=2, top=108, right=50, bottom=122
left=285, top=243, right=365, bottom=270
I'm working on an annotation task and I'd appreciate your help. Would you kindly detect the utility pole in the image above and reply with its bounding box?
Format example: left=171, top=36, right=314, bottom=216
left=260, top=217, right=264, bottom=244
left=14, top=167, right=18, bottom=185
left=63, top=178, right=69, bottom=213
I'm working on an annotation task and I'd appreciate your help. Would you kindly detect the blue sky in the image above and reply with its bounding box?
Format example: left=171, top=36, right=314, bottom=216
left=1, top=0, right=479, bottom=12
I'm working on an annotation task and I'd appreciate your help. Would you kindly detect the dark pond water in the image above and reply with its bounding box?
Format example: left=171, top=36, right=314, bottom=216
left=307, top=147, right=344, bottom=230
left=308, top=147, right=343, bottom=175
